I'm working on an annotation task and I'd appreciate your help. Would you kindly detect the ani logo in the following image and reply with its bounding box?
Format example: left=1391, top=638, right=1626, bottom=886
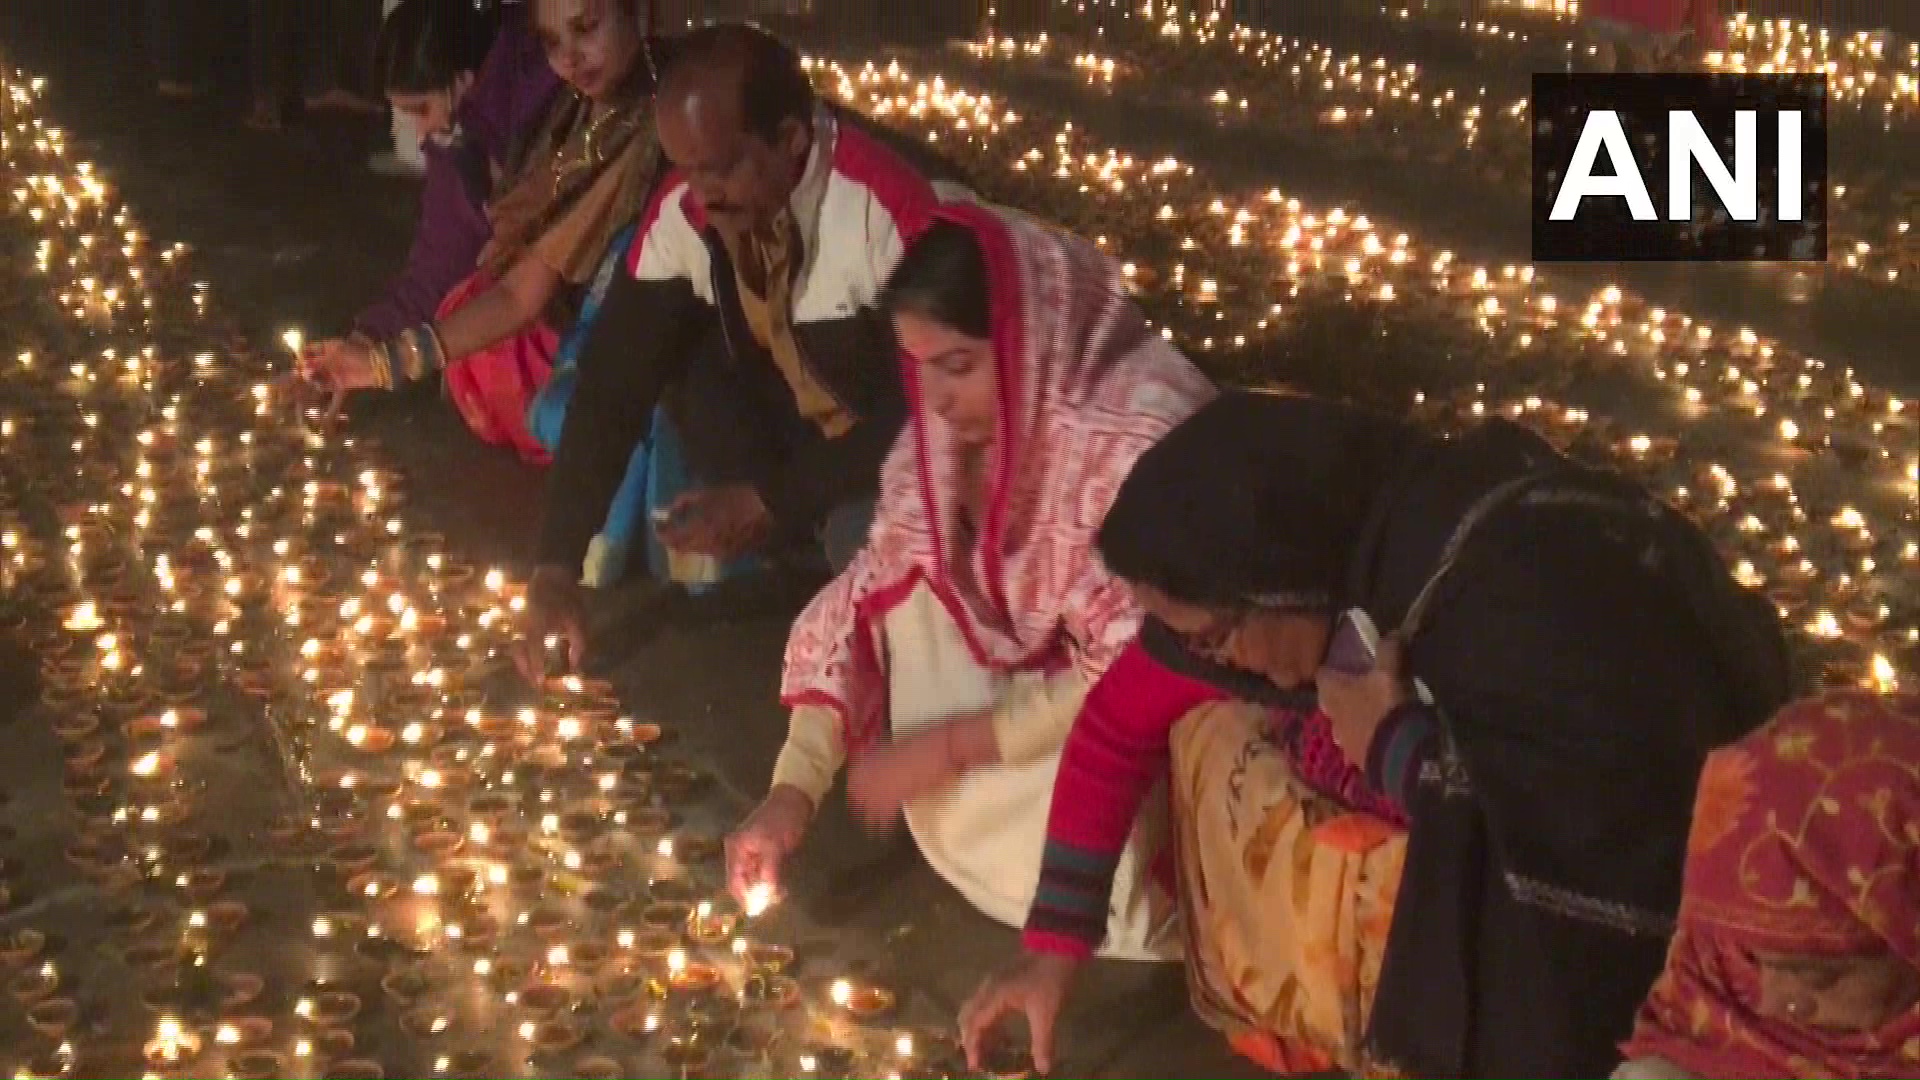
left=1530, top=73, right=1827, bottom=262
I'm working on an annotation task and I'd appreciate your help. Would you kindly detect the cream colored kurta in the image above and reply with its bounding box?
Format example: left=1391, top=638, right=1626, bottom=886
left=773, top=584, right=1179, bottom=961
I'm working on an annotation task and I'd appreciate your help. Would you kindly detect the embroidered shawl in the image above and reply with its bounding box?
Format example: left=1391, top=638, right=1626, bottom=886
left=1622, top=690, right=1920, bottom=1079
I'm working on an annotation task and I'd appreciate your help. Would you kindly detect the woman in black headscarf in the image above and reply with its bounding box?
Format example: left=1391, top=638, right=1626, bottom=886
left=960, top=389, right=1791, bottom=1078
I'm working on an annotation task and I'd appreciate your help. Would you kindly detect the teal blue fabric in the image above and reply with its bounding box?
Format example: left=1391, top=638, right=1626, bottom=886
left=530, top=223, right=761, bottom=591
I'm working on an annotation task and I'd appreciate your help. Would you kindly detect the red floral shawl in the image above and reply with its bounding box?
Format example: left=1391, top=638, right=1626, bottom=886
left=1622, top=690, right=1920, bottom=1078
left=780, top=201, right=1216, bottom=751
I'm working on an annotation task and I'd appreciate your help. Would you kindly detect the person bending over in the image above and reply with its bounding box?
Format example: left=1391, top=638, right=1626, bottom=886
left=518, top=22, right=966, bottom=673
left=727, top=204, right=1216, bottom=959
left=961, top=391, right=1790, bottom=1077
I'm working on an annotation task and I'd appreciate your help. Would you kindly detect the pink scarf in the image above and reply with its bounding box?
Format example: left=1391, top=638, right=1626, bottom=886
left=780, top=202, right=1216, bottom=751
left=1622, top=690, right=1920, bottom=1078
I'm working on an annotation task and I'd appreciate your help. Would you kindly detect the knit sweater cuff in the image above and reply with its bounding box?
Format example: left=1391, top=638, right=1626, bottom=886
left=1365, top=701, right=1438, bottom=809
left=1024, top=839, right=1119, bottom=953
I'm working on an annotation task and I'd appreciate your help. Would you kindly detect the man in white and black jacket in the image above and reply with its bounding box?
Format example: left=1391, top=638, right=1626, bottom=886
left=518, top=22, right=967, bottom=673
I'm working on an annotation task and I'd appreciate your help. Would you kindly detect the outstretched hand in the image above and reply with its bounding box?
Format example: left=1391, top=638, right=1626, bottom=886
left=296, top=335, right=381, bottom=421
left=958, top=950, right=1083, bottom=1075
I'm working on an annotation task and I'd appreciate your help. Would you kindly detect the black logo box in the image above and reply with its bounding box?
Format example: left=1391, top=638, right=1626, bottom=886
left=1530, top=73, right=1828, bottom=263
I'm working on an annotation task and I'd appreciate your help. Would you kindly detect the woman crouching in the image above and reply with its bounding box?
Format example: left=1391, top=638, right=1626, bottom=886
left=962, top=390, right=1792, bottom=1076
left=725, top=202, right=1217, bottom=960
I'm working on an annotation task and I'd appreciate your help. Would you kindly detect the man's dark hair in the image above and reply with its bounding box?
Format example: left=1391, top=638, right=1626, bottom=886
left=659, top=22, right=814, bottom=142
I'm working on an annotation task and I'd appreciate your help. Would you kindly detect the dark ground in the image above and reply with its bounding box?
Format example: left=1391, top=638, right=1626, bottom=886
left=0, top=0, right=1910, bottom=1076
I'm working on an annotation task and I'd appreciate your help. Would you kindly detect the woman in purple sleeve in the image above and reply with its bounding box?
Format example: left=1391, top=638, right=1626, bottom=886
left=352, top=0, right=561, bottom=344
left=303, top=0, right=666, bottom=463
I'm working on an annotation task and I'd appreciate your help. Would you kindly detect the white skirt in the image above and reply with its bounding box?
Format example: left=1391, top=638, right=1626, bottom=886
left=882, top=585, right=1180, bottom=962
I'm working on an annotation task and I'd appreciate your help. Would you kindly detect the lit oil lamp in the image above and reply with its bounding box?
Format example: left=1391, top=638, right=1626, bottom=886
left=830, top=977, right=898, bottom=1022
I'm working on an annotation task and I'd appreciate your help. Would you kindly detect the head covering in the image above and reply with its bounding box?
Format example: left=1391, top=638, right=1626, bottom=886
left=1095, top=390, right=1421, bottom=614
left=781, top=201, right=1216, bottom=750
left=1622, top=691, right=1920, bottom=1079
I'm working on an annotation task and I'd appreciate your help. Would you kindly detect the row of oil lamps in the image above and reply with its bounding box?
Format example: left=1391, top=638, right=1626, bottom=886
left=1020, top=3, right=1920, bottom=292
left=0, top=66, right=1015, bottom=1080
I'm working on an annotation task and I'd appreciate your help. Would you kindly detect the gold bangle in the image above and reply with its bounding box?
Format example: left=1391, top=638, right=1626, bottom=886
left=368, top=341, right=394, bottom=390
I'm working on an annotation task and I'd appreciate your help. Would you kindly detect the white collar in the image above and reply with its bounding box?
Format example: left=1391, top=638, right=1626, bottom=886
left=787, top=103, right=835, bottom=264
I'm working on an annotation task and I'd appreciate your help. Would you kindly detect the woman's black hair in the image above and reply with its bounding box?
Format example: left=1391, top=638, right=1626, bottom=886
left=879, top=220, right=991, bottom=339
left=373, top=0, right=503, bottom=97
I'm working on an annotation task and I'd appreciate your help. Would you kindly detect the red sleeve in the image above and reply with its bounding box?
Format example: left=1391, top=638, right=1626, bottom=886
left=1023, top=638, right=1226, bottom=954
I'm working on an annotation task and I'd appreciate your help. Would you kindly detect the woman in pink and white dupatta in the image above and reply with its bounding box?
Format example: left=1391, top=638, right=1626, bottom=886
left=724, top=201, right=1215, bottom=959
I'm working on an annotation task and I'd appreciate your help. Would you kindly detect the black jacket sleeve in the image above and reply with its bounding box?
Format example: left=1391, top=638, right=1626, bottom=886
left=536, top=270, right=710, bottom=567
left=754, top=394, right=904, bottom=541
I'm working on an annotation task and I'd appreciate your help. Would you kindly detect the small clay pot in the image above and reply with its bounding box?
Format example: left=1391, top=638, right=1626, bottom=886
left=25, top=996, right=78, bottom=1037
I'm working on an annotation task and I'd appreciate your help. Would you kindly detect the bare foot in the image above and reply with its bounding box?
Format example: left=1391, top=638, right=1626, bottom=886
left=244, top=99, right=283, bottom=132
left=303, top=88, right=380, bottom=114
left=156, top=80, right=201, bottom=100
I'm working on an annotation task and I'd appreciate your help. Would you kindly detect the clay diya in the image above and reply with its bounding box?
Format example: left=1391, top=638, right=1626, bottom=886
left=676, top=833, right=723, bottom=865
left=322, top=1059, right=384, bottom=1080
left=741, top=974, right=801, bottom=1010
left=661, top=1033, right=713, bottom=1076
left=641, top=901, right=693, bottom=932
left=575, top=1055, right=625, bottom=1080
left=399, top=1003, right=458, bottom=1039
left=446, top=913, right=500, bottom=952
left=122, top=942, right=182, bottom=974
left=469, top=713, right=518, bottom=741
left=222, top=973, right=266, bottom=1010
left=523, top=1018, right=584, bottom=1054
left=205, top=899, right=249, bottom=933
left=831, top=979, right=898, bottom=1022
left=105, top=905, right=159, bottom=938
left=179, top=867, right=225, bottom=901
left=978, top=1040, right=1038, bottom=1080
left=398, top=720, right=445, bottom=749
left=464, top=793, right=513, bottom=824
left=569, top=941, right=613, bottom=976
left=49, top=711, right=99, bottom=741
left=337, top=721, right=393, bottom=752
left=309, top=990, right=363, bottom=1026
left=398, top=799, right=445, bottom=831
left=25, top=996, right=78, bottom=1037
left=228, top=1050, right=288, bottom=1080
left=627, top=806, right=674, bottom=837
left=380, top=970, right=432, bottom=1007
left=61, top=736, right=106, bottom=770
left=630, top=927, right=682, bottom=965
left=0, top=928, right=46, bottom=965
left=609, top=1005, right=664, bottom=1041
left=687, top=903, right=737, bottom=945
left=222, top=1016, right=275, bottom=1046
left=143, top=1027, right=204, bottom=1070
left=507, top=861, right=547, bottom=892
left=315, top=1028, right=358, bottom=1058
left=668, top=960, right=722, bottom=995
left=345, top=872, right=398, bottom=902
left=744, top=943, right=795, bottom=976
left=597, top=971, right=649, bottom=1005
left=411, top=826, right=464, bottom=861
left=527, top=907, right=571, bottom=939
left=510, top=976, right=571, bottom=1020
left=10, top=967, right=58, bottom=1004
